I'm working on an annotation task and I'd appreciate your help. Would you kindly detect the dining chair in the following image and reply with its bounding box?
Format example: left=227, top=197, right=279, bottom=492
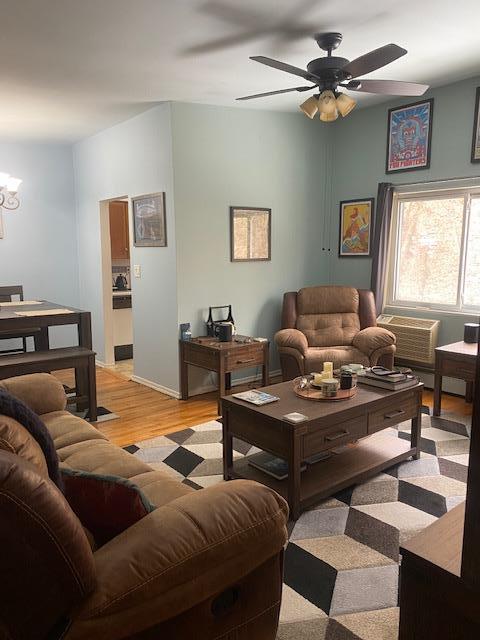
left=0, top=285, right=42, bottom=354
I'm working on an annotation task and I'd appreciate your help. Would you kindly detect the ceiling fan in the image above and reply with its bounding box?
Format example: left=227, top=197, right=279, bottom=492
left=237, top=32, right=429, bottom=121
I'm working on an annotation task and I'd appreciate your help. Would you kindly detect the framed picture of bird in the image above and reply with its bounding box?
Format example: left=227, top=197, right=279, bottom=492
left=338, top=198, right=374, bottom=257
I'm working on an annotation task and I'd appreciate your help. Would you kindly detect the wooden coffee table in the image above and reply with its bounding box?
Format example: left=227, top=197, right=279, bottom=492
left=222, top=381, right=423, bottom=519
left=433, top=341, right=477, bottom=416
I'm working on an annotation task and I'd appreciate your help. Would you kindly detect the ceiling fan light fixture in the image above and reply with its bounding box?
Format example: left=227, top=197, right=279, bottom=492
left=299, top=96, right=318, bottom=119
left=336, top=92, right=357, bottom=117
left=318, top=90, right=337, bottom=116
left=319, top=109, right=338, bottom=122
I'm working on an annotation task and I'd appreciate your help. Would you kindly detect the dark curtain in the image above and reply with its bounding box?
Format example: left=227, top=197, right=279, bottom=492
left=370, top=182, right=394, bottom=315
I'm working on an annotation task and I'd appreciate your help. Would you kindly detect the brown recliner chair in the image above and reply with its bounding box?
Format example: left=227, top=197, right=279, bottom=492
left=275, top=285, right=396, bottom=380
left=0, top=374, right=288, bottom=640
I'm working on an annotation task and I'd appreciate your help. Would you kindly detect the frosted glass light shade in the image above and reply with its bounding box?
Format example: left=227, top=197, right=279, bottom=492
left=299, top=96, right=318, bottom=119
left=319, top=109, right=338, bottom=122
left=336, top=93, right=357, bottom=117
left=0, top=172, right=10, bottom=188
left=318, top=90, right=337, bottom=115
left=6, top=177, right=22, bottom=193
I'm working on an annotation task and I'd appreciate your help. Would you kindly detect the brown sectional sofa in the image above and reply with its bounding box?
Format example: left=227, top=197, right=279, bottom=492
left=0, top=373, right=288, bottom=640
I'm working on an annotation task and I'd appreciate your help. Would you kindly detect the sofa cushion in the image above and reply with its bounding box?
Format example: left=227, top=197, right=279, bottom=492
left=132, top=471, right=193, bottom=507
left=296, top=286, right=361, bottom=347
left=42, top=411, right=108, bottom=451
left=0, top=415, right=49, bottom=478
left=59, top=440, right=151, bottom=478
left=304, top=346, right=370, bottom=372
left=62, top=468, right=156, bottom=546
left=297, top=286, right=359, bottom=315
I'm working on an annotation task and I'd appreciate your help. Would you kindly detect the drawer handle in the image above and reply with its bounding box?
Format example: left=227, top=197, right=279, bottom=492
left=325, top=429, right=349, bottom=442
left=236, top=358, right=255, bottom=364
left=384, top=409, right=405, bottom=419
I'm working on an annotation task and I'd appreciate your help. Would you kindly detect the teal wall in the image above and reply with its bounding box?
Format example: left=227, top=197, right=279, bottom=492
left=171, top=102, right=330, bottom=389
left=328, top=75, right=480, bottom=289
left=327, top=75, right=480, bottom=392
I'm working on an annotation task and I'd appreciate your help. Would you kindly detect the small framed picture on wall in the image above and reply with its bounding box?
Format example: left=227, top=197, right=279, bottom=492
left=471, top=87, right=480, bottom=163
left=338, top=198, right=374, bottom=257
left=230, top=206, right=271, bottom=262
left=386, top=99, right=434, bottom=173
left=132, top=192, right=167, bottom=247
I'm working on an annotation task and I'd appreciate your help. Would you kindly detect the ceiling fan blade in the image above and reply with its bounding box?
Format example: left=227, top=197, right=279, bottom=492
left=343, top=79, right=429, bottom=96
left=342, top=44, right=407, bottom=79
left=237, top=86, right=314, bottom=101
left=250, top=56, right=319, bottom=82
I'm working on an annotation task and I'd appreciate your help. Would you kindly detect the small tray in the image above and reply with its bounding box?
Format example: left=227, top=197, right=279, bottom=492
left=293, top=378, right=357, bottom=402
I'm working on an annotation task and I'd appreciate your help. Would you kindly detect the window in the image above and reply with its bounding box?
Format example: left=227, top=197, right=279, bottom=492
left=387, top=184, right=480, bottom=312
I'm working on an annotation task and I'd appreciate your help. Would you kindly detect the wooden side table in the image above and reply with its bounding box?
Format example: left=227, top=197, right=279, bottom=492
left=179, top=337, right=269, bottom=413
left=433, top=341, right=477, bottom=416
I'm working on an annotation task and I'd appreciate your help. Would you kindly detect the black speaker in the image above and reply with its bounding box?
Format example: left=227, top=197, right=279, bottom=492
left=464, top=323, right=479, bottom=344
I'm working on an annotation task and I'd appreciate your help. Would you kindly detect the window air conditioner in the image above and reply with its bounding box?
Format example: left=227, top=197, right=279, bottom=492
left=377, top=315, right=440, bottom=368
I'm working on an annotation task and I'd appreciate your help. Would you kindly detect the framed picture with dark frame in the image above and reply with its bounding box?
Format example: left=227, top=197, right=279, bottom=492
left=471, top=87, right=480, bottom=163
left=132, top=192, right=167, bottom=247
left=230, top=206, right=271, bottom=262
left=386, top=98, right=434, bottom=173
left=338, top=198, right=374, bottom=257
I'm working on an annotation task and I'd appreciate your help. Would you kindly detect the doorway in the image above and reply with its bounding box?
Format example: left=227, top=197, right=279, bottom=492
left=99, top=197, right=134, bottom=379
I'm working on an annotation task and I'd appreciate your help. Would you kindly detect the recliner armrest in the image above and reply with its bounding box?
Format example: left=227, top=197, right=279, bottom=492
left=67, top=480, right=288, bottom=640
left=352, top=327, right=396, bottom=357
left=0, top=373, right=67, bottom=414
left=274, top=328, right=308, bottom=355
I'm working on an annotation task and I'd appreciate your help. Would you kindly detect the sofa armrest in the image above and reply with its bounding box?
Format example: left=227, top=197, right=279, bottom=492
left=352, top=327, right=396, bottom=357
left=0, top=373, right=67, bottom=415
left=67, top=480, right=288, bottom=640
left=275, top=328, right=308, bottom=356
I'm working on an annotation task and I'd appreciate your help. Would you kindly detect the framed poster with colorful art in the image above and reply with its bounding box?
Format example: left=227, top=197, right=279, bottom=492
left=471, top=87, right=480, bottom=163
left=338, top=198, right=374, bottom=257
left=386, top=99, right=434, bottom=173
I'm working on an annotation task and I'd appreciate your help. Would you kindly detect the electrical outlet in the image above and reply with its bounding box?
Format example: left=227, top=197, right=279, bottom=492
left=134, top=264, right=141, bottom=278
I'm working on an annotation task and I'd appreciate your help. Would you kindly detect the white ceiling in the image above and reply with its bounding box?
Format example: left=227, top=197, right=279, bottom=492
left=1, top=0, right=480, bottom=142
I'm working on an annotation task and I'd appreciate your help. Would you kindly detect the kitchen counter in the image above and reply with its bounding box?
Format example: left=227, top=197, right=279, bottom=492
left=113, top=289, right=132, bottom=297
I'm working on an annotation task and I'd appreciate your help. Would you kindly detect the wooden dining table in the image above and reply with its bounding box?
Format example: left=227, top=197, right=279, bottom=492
left=0, top=299, right=93, bottom=408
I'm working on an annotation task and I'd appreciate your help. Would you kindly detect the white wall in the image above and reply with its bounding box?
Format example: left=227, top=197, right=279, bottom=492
left=73, top=105, right=179, bottom=393
left=0, top=140, right=79, bottom=347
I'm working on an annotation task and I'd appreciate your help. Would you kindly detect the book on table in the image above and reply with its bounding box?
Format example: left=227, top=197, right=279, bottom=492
left=232, top=390, right=279, bottom=405
left=248, top=452, right=307, bottom=480
left=357, top=371, right=418, bottom=391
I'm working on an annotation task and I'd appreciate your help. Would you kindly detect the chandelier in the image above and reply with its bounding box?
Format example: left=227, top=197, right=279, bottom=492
left=0, top=172, right=22, bottom=210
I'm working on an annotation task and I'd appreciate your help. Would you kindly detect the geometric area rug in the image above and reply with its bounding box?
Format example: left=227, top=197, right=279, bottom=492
left=125, top=411, right=471, bottom=640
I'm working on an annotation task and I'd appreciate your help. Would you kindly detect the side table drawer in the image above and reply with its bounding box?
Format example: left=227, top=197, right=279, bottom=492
left=303, top=415, right=368, bottom=457
left=368, top=395, right=418, bottom=433
left=440, top=358, right=475, bottom=380
left=226, top=346, right=264, bottom=371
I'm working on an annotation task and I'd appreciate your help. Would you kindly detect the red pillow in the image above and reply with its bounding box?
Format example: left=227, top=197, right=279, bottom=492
left=61, top=468, right=155, bottom=546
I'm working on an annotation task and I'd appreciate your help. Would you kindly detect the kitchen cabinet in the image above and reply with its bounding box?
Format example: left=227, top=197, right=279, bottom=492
left=109, top=201, right=130, bottom=260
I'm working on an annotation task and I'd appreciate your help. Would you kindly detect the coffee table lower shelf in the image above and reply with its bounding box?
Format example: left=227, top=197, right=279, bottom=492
left=226, top=433, right=415, bottom=518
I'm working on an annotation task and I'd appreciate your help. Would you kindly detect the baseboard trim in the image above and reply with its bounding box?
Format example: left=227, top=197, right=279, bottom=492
left=129, top=369, right=281, bottom=400
left=95, top=359, right=115, bottom=368
left=188, top=368, right=282, bottom=397
left=131, top=375, right=181, bottom=399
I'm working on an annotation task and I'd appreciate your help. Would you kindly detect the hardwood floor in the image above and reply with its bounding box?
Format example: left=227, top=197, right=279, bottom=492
left=55, top=367, right=473, bottom=448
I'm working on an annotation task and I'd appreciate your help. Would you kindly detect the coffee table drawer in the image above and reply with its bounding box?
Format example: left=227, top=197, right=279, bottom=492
left=440, top=357, right=475, bottom=380
left=368, top=395, right=418, bottom=433
left=303, top=415, right=368, bottom=456
left=225, top=346, right=264, bottom=371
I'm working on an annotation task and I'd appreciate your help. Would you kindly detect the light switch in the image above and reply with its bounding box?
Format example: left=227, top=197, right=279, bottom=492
left=134, top=264, right=141, bottom=278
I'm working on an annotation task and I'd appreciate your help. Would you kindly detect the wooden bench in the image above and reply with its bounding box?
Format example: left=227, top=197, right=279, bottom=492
left=0, top=347, right=97, bottom=421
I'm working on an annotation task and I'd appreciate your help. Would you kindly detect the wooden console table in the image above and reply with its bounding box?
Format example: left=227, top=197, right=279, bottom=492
left=179, top=337, right=269, bottom=413
left=433, top=341, right=477, bottom=416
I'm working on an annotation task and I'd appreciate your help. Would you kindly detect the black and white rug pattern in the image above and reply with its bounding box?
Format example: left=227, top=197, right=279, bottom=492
left=125, top=410, right=470, bottom=640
